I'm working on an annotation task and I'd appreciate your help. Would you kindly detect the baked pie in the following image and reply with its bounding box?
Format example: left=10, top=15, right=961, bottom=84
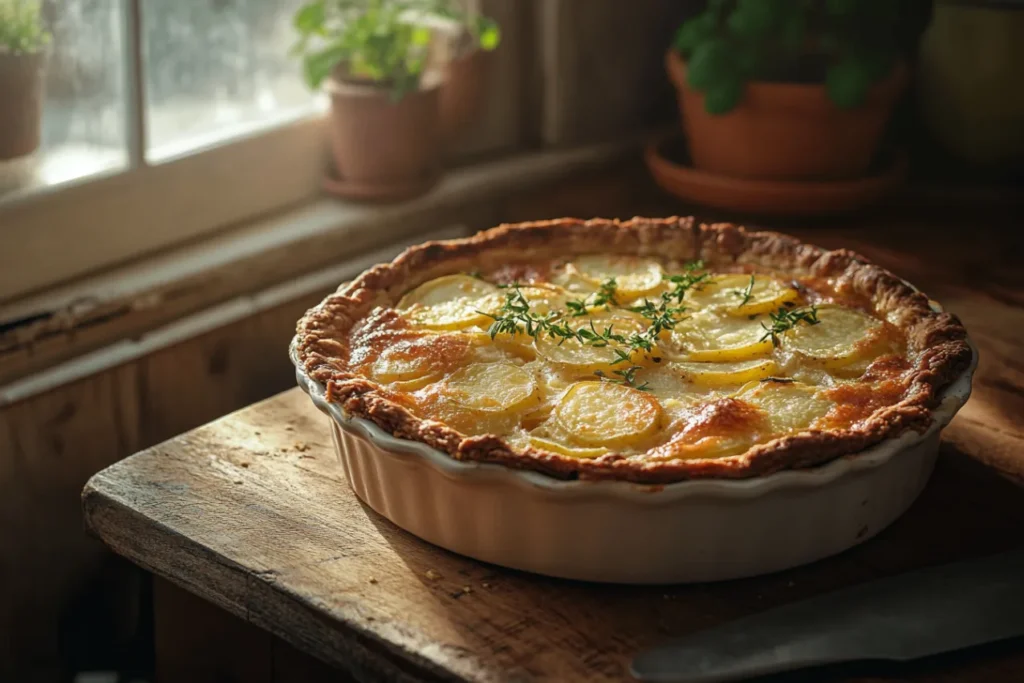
left=296, top=218, right=971, bottom=483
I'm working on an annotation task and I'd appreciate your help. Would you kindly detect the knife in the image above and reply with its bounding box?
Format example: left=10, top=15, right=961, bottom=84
left=632, top=548, right=1024, bottom=683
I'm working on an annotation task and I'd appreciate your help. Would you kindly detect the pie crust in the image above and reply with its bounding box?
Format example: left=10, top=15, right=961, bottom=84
left=296, top=218, right=972, bottom=484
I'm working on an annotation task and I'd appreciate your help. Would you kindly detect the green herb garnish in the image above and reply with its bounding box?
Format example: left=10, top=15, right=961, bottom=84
left=590, top=277, right=619, bottom=308
left=594, top=365, right=650, bottom=391
left=734, top=274, right=756, bottom=308
left=481, top=260, right=748, bottom=392
left=759, top=305, right=820, bottom=347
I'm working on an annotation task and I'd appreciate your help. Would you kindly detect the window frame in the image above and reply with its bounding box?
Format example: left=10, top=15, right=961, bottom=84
left=0, top=0, right=328, bottom=303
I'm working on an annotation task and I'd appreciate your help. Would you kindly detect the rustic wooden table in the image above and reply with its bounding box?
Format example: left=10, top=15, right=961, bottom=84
left=83, top=218, right=1024, bottom=683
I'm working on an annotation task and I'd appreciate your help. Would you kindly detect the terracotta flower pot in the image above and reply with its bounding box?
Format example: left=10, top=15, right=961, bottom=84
left=440, top=48, right=494, bottom=141
left=666, top=50, right=908, bottom=180
left=326, top=78, right=441, bottom=190
left=0, top=51, right=45, bottom=161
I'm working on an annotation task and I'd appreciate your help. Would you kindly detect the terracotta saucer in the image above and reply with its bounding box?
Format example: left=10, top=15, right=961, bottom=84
left=322, top=170, right=440, bottom=203
left=645, top=137, right=907, bottom=217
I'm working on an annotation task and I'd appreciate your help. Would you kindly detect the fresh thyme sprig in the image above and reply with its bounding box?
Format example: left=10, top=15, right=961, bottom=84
left=565, top=277, right=617, bottom=317
left=480, top=260, right=710, bottom=390
left=630, top=297, right=687, bottom=337
left=759, top=304, right=820, bottom=347
left=565, top=298, right=589, bottom=317
left=483, top=284, right=567, bottom=340
left=734, top=274, right=755, bottom=308
left=591, top=277, right=618, bottom=308
left=661, top=260, right=709, bottom=304
left=482, top=284, right=628, bottom=353
left=625, top=259, right=708, bottom=352
left=594, top=365, right=650, bottom=391
left=575, top=320, right=627, bottom=348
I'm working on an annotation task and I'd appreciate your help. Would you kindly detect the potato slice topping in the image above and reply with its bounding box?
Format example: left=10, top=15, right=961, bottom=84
left=528, top=435, right=610, bottom=460
left=568, top=255, right=664, bottom=298
left=672, top=358, right=779, bottom=388
left=444, top=363, right=540, bottom=414
left=664, top=311, right=774, bottom=362
left=738, top=380, right=835, bottom=434
left=686, top=274, right=800, bottom=316
left=397, top=275, right=503, bottom=331
left=555, top=381, right=662, bottom=448
left=783, top=305, right=884, bottom=369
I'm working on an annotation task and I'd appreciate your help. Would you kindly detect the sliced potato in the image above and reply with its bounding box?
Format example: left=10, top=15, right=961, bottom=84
left=370, top=345, right=435, bottom=384
left=397, top=275, right=502, bottom=331
left=529, top=435, right=610, bottom=459
left=648, top=434, right=754, bottom=461
left=517, top=284, right=572, bottom=316
left=555, top=381, right=662, bottom=448
left=664, top=311, right=774, bottom=362
left=686, top=274, right=799, bottom=316
left=567, top=254, right=664, bottom=298
left=671, top=358, right=779, bottom=388
left=632, top=364, right=705, bottom=400
left=370, top=334, right=471, bottom=388
left=524, top=360, right=574, bottom=400
left=738, top=380, right=834, bottom=434
left=388, top=373, right=443, bottom=392
left=444, top=363, right=540, bottom=414
left=783, top=304, right=883, bottom=369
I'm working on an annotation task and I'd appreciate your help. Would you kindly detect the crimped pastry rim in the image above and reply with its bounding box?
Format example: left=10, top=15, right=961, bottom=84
left=294, top=218, right=975, bottom=484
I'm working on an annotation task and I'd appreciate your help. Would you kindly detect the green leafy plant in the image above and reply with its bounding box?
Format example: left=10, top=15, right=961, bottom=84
left=673, top=0, right=907, bottom=114
left=425, top=0, right=501, bottom=53
left=292, top=0, right=500, bottom=101
left=0, top=0, right=50, bottom=55
left=292, top=0, right=432, bottom=99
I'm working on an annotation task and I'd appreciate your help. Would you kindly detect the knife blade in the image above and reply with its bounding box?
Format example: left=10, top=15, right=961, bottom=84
left=632, top=548, right=1024, bottom=683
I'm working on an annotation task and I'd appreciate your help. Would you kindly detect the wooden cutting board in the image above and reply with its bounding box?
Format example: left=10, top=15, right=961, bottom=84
left=83, top=385, right=1024, bottom=683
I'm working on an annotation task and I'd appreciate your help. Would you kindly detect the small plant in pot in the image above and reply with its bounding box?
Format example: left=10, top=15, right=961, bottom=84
left=293, top=0, right=441, bottom=200
left=668, top=0, right=911, bottom=180
left=0, top=0, right=49, bottom=161
left=425, top=1, right=501, bottom=141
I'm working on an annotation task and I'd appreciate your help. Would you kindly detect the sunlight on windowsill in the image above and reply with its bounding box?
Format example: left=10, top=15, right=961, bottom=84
left=0, top=146, right=127, bottom=201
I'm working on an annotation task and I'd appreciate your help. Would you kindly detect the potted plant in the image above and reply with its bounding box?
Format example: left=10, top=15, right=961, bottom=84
left=0, top=0, right=49, bottom=161
left=667, top=0, right=911, bottom=180
left=292, top=0, right=441, bottom=199
left=429, top=2, right=501, bottom=141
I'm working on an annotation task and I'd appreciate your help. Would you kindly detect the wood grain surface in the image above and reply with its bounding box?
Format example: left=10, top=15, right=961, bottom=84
left=82, top=217, right=1024, bottom=682
left=84, top=407, right=1024, bottom=682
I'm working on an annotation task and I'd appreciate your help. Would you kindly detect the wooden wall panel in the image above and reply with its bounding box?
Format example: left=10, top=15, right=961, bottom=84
left=538, top=0, right=699, bottom=147
left=136, top=296, right=320, bottom=447
left=0, top=293, right=333, bottom=681
left=0, top=364, right=141, bottom=681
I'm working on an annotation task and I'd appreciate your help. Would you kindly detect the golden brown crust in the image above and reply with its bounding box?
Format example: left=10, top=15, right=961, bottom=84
left=296, top=218, right=973, bottom=484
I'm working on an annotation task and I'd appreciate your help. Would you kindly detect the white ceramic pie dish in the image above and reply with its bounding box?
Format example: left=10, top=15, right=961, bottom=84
left=290, top=337, right=977, bottom=584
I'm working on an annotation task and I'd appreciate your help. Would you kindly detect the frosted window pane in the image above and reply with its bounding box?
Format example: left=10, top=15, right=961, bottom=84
left=142, top=0, right=322, bottom=161
left=0, top=0, right=127, bottom=200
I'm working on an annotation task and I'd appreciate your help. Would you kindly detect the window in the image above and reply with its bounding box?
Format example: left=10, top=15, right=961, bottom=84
left=142, top=0, right=323, bottom=161
left=0, top=0, right=128, bottom=194
left=1, top=0, right=328, bottom=301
